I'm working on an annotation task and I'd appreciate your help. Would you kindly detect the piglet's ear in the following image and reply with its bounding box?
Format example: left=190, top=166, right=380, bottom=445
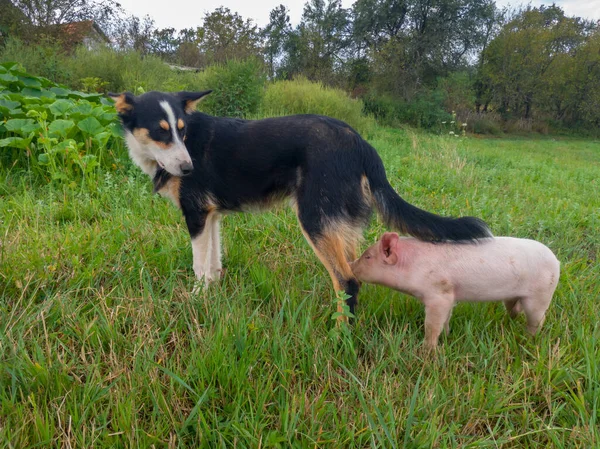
left=381, top=232, right=399, bottom=265
left=108, top=92, right=135, bottom=116
left=176, top=90, right=212, bottom=114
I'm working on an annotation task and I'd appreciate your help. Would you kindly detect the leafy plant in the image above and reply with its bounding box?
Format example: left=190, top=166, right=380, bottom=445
left=0, top=62, right=124, bottom=187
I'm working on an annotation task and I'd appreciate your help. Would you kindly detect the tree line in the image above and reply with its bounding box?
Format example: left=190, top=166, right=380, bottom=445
left=1, top=0, right=599, bottom=132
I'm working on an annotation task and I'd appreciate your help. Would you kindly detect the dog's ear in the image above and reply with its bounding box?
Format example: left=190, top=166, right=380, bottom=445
left=381, top=232, right=399, bottom=265
left=108, top=92, right=135, bottom=116
left=175, top=90, right=212, bottom=114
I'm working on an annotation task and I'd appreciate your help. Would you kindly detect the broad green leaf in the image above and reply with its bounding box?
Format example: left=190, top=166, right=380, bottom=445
left=8, top=108, right=25, bottom=117
left=19, top=76, right=42, bottom=89
left=49, top=99, right=73, bottom=117
left=50, top=87, right=71, bottom=97
left=0, top=136, right=29, bottom=149
left=0, top=62, right=21, bottom=71
left=5, top=118, right=41, bottom=134
left=91, top=106, right=107, bottom=117
left=70, top=102, right=93, bottom=116
left=77, top=116, right=104, bottom=135
left=93, top=131, right=111, bottom=147
left=0, top=73, right=19, bottom=83
left=107, top=122, right=123, bottom=137
left=0, top=99, right=21, bottom=110
left=38, top=153, right=50, bottom=164
left=48, top=119, right=75, bottom=137
left=21, top=87, right=44, bottom=97
left=68, top=91, right=102, bottom=101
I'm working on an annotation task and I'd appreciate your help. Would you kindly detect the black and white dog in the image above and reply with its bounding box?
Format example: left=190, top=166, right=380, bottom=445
left=109, top=90, right=490, bottom=315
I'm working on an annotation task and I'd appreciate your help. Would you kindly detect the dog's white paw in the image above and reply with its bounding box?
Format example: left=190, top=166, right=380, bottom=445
left=191, top=271, right=221, bottom=295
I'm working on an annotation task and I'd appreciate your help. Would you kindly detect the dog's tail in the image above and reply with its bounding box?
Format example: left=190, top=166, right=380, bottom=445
left=362, top=144, right=491, bottom=241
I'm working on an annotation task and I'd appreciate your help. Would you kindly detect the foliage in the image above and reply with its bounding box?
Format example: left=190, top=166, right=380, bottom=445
left=261, top=76, right=375, bottom=135
left=480, top=5, right=599, bottom=126
left=0, top=37, right=71, bottom=85
left=199, top=59, right=266, bottom=118
left=0, top=128, right=598, bottom=446
left=364, top=90, right=452, bottom=129
left=278, top=0, right=351, bottom=85
left=0, top=62, right=124, bottom=186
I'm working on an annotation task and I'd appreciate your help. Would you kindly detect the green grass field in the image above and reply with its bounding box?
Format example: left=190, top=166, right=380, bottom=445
left=1, top=128, right=598, bottom=448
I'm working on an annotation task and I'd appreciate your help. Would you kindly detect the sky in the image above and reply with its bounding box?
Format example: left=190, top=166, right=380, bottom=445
left=113, top=0, right=600, bottom=31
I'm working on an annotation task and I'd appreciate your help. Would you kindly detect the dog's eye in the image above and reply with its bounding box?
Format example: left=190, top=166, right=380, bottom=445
left=156, top=128, right=170, bottom=138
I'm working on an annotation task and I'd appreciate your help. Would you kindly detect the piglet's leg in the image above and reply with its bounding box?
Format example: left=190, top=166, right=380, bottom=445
left=504, top=298, right=522, bottom=318
left=521, top=294, right=551, bottom=335
left=423, top=297, right=454, bottom=349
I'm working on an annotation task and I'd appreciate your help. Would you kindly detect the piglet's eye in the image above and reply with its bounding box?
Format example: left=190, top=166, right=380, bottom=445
left=365, top=255, right=371, bottom=260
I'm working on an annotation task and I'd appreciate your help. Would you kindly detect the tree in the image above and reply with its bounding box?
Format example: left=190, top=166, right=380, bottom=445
left=280, top=0, right=351, bottom=84
left=480, top=5, right=595, bottom=120
left=196, top=7, right=262, bottom=65
left=261, top=5, right=292, bottom=78
left=111, top=14, right=155, bottom=54
left=7, top=0, right=119, bottom=40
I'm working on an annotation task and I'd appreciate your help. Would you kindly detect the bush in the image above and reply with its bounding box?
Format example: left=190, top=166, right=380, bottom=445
left=200, top=59, right=266, bottom=118
left=0, top=37, right=71, bottom=85
left=0, top=62, right=124, bottom=187
left=364, top=90, right=451, bottom=130
left=65, top=47, right=211, bottom=94
left=261, top=77, right=375, bottom=136
left=470, top=114, right=503, bottom=135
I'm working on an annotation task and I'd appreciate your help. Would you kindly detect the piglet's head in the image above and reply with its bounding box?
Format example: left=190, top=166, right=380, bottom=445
left=350, top=232, right=399, bottom=284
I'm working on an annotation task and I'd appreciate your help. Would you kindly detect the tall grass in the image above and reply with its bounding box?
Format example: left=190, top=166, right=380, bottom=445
left=261, top=77, right=376, bottom=136
left=0, top=130, right=598, bottom=447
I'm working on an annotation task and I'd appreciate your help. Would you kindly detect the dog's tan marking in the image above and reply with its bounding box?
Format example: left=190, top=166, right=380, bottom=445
left=160, top=120, right=170, bottom=131
left=184, top=99, right=203, bottom=114
left=298, top=219, right=361, bottom=319
left=156, top=177, right=181, bottom=208
left=360, top=174, right=372, bottom=205
left=177, top=118, right=184, bottom=129
left=155, top=141, right=172, bottom=150
left=133, top=128, right=151, bottom=144
left=113, top=94, right=133, bottom=114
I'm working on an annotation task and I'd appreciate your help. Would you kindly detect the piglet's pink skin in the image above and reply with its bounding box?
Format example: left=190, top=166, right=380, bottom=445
left=350, top=233, right=560, bottom=349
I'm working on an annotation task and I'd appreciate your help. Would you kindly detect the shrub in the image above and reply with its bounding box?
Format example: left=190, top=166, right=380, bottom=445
left=65, top=47, right=207, bottom=94
left=0, top=37, right=71, bottom=85
left=199, top=59, right=266, bottom=118
left=0, top=62, right=124, bottom=187
left=364, top=90, right=451, bottom=130
left=261, top=77, right=375, bottom=136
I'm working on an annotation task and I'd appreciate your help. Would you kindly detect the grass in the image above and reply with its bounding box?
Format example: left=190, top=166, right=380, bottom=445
left=0, top=129, right=599, bottom=448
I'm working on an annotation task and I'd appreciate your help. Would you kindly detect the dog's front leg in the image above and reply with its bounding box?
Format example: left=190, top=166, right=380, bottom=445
left=185, top=210, right=216, bottom=292
left=209, top=212, right=222, bottom=280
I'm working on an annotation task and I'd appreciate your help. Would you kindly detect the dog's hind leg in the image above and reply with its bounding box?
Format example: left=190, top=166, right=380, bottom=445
left=298, top=220, right=361, bottom=320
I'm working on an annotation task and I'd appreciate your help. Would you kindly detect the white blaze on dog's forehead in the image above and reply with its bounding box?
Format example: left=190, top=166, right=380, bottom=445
left=159, top=101, right=177, bottom=130
left=160, top=100, right=184, bottom=145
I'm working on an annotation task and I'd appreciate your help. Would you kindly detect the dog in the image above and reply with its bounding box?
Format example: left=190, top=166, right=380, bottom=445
left=109, top=90, right=491, bottom=316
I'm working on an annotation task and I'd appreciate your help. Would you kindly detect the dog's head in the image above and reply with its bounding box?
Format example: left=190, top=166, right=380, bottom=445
left=109, top=90, right=211, bottom=176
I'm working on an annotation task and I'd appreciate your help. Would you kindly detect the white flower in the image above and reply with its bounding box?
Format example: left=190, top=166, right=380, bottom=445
left=449, top=131, right=455, bottom=135
left=462, top=123, right=467, bottom=127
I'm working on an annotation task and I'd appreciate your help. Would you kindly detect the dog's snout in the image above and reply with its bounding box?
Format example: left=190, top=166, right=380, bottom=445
left=180, top=161, right=193, bottom=175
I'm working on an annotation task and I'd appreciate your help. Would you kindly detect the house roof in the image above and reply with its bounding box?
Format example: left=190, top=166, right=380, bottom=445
left=56, top=20, right=110, bottom=44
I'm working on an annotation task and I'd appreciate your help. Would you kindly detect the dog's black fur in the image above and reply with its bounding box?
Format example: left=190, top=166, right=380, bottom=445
left=110, top=90, right=491, bottom=315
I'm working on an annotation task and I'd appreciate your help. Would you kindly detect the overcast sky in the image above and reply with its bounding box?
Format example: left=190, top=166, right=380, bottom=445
left=113, top=0, right=600, bottom=31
